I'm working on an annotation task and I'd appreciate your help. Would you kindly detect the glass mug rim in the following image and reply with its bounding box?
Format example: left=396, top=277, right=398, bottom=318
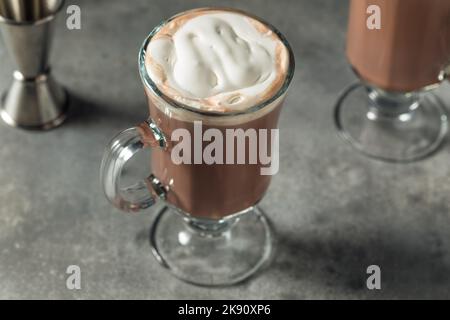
left=138, top=7, right=296, bottom=118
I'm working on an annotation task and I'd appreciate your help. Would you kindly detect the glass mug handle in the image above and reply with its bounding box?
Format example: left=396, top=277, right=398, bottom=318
left=100, top=119, right=167, bottom=212
left=439, top=65, right=450, bottom=82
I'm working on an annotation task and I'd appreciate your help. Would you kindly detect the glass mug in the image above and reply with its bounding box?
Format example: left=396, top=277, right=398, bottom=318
left=335, top=0, right=449, bottom=162
left=100, top=8, right=295, bottom=286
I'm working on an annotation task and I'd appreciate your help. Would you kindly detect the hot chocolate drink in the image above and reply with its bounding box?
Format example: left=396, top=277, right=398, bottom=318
left=101, top=7, right=294, bottom=286
left=334, top=0, right=450, bottom=162
left=347, top=0, right=450, bottom=92
left=141, top=8, right=291, bottom=219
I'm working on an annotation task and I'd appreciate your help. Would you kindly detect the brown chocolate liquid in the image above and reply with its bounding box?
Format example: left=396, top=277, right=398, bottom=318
left=146, top=92, right=283, bottom=220
left=347, top=0, right=450, bottom=92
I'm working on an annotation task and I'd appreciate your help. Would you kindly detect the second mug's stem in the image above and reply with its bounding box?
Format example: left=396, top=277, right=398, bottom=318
left=366, top=86, right=420, bottom=121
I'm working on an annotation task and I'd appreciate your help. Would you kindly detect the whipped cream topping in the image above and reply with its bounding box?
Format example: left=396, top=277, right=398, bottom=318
left=145, top=9, right=289, bottom=112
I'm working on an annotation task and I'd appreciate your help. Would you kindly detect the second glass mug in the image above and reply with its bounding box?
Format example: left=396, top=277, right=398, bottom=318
left=100, top=8, right=295, bottom=286
left=335, top=0, right=450, bottom=162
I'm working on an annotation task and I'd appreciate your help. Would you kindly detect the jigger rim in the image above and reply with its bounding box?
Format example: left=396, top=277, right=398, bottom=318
left=0, top=0, right=65, bottom=26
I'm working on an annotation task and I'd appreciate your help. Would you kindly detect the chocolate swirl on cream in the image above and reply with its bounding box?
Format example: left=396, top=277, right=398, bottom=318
left=145, top=9, right=289, bottom=112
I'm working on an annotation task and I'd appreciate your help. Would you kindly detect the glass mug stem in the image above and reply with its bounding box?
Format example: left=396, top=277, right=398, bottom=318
left=184, top=215, right=240, bottom=237
left=365, top=85, right=419, bottom=121
left=100, top=119, right=167, bottom=212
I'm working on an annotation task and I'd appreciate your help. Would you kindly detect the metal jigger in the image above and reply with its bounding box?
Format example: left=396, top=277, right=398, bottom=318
left=0, top=0, right=68, bottom=130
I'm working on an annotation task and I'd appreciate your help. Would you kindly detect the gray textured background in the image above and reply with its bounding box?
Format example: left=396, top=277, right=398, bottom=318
left=1, top=0, right=450, bottom=299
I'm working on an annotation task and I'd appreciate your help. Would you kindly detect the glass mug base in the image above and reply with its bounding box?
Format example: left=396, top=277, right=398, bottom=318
left=149, top=205, right=274, bottom=286
left=334, top=82, right=448, bottom=162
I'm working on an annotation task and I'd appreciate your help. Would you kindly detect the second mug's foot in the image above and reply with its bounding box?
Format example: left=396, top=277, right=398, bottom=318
left=0, top=71, right=69, bottom=131
left=334, top=82, right=448, bottom=162
left=149, top=205, right=274, bottom=286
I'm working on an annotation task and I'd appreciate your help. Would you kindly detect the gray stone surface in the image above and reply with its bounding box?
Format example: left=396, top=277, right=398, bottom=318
left=0, top=0, right=450, bottom=299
